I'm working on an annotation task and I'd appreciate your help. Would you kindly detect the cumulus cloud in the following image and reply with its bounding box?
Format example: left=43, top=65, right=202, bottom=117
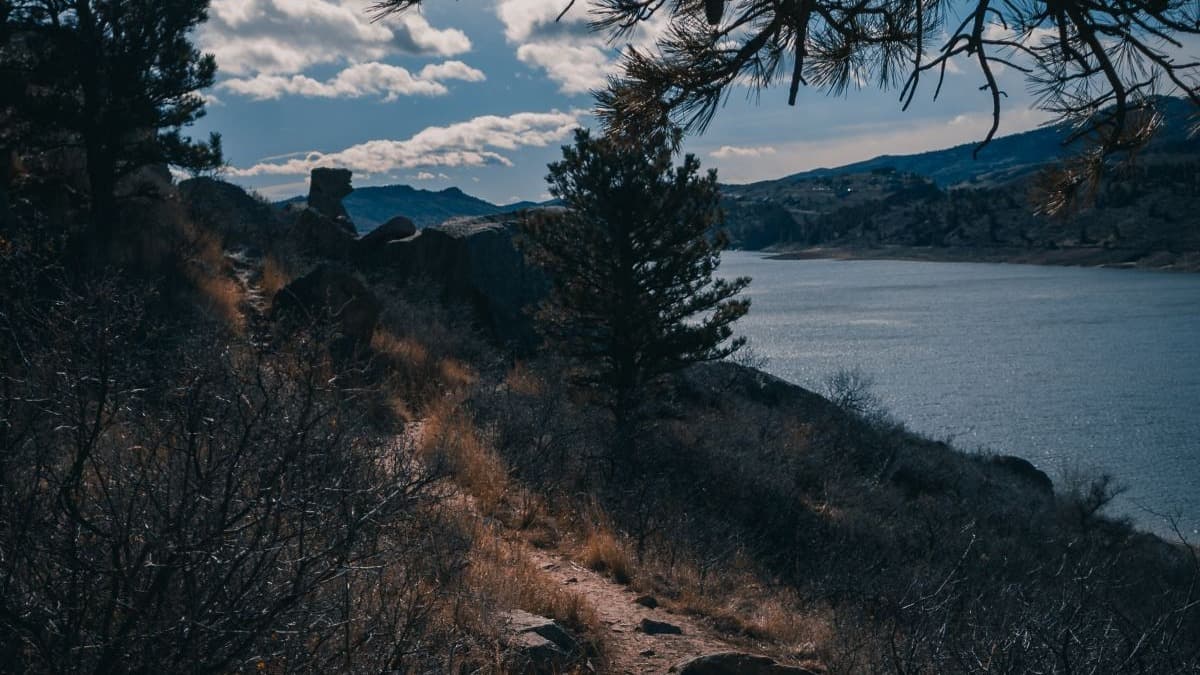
left=515, top=43, right=610, bottom=94
left=710, top=145, right=777, bottom=159
left=412, top=171, right=450, bottom=180
left=219, top=60, right=485, bottom=101
left=495, top=0, right=666, bottom=95
left=228, top=110, right=584, bottom=177
left=201, top=0, right=471, bottom=76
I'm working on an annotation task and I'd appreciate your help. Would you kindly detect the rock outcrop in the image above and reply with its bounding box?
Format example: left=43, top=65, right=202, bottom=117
left=307, top=167, right=355, bottom=233
left=366, top=212, right=550, bottom=350
left=639, top=618, right=683, bottom=635
left=271, top=264, right=380, bottom=349
left=989, top=455, right=1054, bottom=496
left=286, top=207, right=356, bottom=260
left=179, top=177, right=281, bottom=250
left=670, top=652, right=820, bottom=675
left=355, top=215, right=417, bottom=266
left=499, top=610, right=582, bottom=674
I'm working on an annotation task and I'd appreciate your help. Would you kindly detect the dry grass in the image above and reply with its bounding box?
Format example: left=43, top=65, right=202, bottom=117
left=460, top=518, right=599, bottom=634
left=439, top=357, right=478, bottom=390
left=194, top=273, right=246, bottom=333
left=173, top=218, right=247, bottom=332
left=372, top=329, right=480, bottom=415
left=503, top=362, right=543, bottom=396
left=419, top=401, right=510, bottom=516
left=578, top=526, right=633, bottom=585
left=259, top=254, right=292, bottom=298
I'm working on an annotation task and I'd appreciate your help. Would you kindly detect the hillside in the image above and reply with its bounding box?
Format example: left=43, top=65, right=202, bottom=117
left=721, top=97, right=1200, bottom=269
left=276, top=98, right=1200, bottom=270
left=6, top=152, right=1199, bottom=672
left=751, top=95, right=1197, bottom=189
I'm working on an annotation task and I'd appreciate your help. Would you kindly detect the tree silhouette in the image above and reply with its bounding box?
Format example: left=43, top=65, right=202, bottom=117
left=519, top=127, right=750, bottom=455
left=2, top=0, right=222, bottom=240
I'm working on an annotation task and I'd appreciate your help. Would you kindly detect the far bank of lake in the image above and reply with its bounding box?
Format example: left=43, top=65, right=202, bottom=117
left=720, top=252, right=1200, bottom=536
left=768, top=245, right=1200, bottom=273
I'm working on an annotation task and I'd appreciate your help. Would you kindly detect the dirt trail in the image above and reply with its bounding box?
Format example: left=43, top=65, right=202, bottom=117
left=522, top=547, right=741, bottom=674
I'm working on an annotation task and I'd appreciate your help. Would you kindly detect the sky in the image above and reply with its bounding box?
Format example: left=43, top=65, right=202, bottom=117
left=191, top=0, right=1063, bottom=204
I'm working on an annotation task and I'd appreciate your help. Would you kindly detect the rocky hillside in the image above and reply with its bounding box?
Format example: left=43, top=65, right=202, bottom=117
left=721, top=97, right=1200, bottom=269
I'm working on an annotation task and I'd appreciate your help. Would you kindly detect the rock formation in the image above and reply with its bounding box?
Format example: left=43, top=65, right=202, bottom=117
left=179, top=177, right=281, bottom=250
left=670, top=652, right=821, bottom=674
left=499, top=610, right=582, bottom=674
left=271, top=263, right=380, bottom=349
left=365, top=212, right=551, bottom=350
left=307, top=167, right=355, bottom=233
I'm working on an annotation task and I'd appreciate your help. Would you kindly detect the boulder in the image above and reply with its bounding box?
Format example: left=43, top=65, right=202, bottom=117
left=634, top=595, right=658, bottom=609
left=355, top=215, right=417, bottom=266
left=271, top=264, right=379, bottom=347
left=500, top=610, right=581, bottom=674
left=364, top=215, right=417, bottom=244
left=670, top=652, right=820, bottom=675
left=370, top=212, right=551, bottom=350
left=990, top=455, right=1054, bottom=496
left=638, top=618, right=683, bottom=635
left=307, top=167, right=355, bottom=233
left=287, top=207, right=355, bottom=260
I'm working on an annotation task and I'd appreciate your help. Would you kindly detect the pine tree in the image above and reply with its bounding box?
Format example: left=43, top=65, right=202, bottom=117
left=3, top=0, right=222, bottom=240
left=519, top=128, right=750, bottom=450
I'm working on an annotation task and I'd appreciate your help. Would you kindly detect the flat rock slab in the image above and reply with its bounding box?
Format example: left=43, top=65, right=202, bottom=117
left=670, top=652, right=820, bottom=675
left=633, top=595, right=658, bottom=608
left=639, top=618, right=683, bottom=635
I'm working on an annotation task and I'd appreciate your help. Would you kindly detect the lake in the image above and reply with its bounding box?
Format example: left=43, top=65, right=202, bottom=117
left=719, top=252, right=1200, bottom=536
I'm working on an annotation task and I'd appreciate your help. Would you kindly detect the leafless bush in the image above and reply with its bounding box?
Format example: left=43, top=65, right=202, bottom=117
left=0, top=270, right=447, bottom=672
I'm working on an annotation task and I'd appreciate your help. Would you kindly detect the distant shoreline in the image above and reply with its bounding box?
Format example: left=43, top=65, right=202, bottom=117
left=763, top=245, right=1200, bottom=272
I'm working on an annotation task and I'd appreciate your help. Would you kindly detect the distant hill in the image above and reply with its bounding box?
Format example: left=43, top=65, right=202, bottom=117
left=719, top=96, right=1200, bottom=269
left=277, top=97, right=1198, bottom=268
left=749, top=95, right=1196, bottom=189
left=279, top=185, right=543, bottom=232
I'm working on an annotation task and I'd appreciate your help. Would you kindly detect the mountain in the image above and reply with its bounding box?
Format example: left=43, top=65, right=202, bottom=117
left=720, top=96, right=1200, bottom=268
left=748, top=95, right=1197, bottom=189
left=279, top=185, right=540, bottom=232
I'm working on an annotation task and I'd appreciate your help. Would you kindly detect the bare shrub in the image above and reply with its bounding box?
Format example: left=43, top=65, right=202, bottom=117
left=0, top=271, right=446, bottom=673
left=823, top=367, right=882, bottom=420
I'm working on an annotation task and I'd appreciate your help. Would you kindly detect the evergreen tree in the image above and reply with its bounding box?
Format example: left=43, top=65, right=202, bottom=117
left=2, top=0, right=222, bottom=239
left=520, top=128, right=750, bottom=448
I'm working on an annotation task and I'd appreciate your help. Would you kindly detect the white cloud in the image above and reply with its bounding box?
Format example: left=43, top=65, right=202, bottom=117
left=201, top=0, right=471, bottom=76
left=219, top=60, right=484, bottom=100
left=495, top=0, right=667, bottom=95
left=198, top=91, right=224, bottom=107
left=228, top=109, right=585, bottom=176
left=515, top=43, right=610, bottom=94
left=710, top=145, right=777, bottom=159
left=411, top=171, right=451, bottom=180
left=417, top=60, right=487, bottom=83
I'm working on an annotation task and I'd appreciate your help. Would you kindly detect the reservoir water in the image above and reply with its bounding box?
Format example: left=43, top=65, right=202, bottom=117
left=719, top=252, right=1200, bottom=536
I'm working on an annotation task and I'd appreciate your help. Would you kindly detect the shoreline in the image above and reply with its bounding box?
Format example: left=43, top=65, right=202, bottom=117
left=762, top=245, right=1200, bottom=272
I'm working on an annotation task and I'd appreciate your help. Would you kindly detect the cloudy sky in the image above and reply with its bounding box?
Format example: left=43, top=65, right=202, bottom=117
left=193, top=0, right=1058, bottom=204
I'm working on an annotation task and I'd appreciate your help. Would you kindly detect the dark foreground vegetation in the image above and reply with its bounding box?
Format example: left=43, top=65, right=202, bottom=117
left=3, top=145, right=1199, bottom=674
left=4, top=0, right=1200, bottom=672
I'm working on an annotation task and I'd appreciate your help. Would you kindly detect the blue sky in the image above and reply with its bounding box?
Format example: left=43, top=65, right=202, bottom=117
left=191, top=0, right=1059, bottom=204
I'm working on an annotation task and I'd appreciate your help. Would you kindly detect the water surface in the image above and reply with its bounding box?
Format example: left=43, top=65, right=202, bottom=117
left=720, top=252, right=1200, bottom=536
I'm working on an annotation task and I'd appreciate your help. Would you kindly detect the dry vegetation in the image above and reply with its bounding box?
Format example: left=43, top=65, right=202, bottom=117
left=4, top=169, right=1197, bottom=674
